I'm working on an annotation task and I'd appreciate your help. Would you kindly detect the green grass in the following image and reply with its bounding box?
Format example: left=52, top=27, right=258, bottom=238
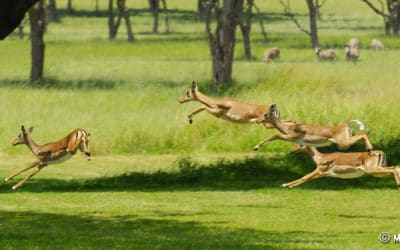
left=1, top=0, right=400, bottom=249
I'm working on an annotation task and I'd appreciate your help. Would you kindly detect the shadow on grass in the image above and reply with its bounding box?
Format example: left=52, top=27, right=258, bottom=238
left=3, top=152, right=399, bottom=193
left=0, top=77, right=122, bottom=89
left=0, top=210, right=329, bottom=250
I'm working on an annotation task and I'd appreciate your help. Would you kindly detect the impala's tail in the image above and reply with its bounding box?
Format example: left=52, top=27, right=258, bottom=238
left=350, top=120, right=365, bottom=131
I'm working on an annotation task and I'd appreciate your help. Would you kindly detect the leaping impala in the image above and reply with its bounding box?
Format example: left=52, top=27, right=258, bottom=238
left=253, top=104, right=374, bottom=152
left=4, top=126, right=91, bottom=190
left=178, top=81, right=275, bottom=128
left=282, top=146, right=400, bottom=189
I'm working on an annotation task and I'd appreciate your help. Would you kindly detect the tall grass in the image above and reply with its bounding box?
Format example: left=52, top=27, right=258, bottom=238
left=1, top=0, right=400, bottom=156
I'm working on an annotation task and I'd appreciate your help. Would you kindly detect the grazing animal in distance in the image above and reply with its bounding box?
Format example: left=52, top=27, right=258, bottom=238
left=4, top=126, right=91, bottom=190
left=263, top=47, right=280, bottom=63
left=345, top=45, right=359, bottom=62
left=315, top=47, right=337, bottom=62
left=281, top=146, right=400, bottom=189
left=371, top=39, right=384, bottom=50
left=348, top=37, right=360, bottom=49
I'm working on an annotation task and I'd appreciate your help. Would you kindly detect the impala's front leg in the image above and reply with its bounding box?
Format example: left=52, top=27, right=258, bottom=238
left=4, top=160, right=41, bottom=183
left=187, top=106, right=207, bottom=124
left=187, top=106, right=223, bottom=124
left=253, top=133, right=298, bottom=151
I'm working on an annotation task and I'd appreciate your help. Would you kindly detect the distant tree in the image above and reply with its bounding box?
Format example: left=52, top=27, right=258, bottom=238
left=67, top=0, right=73, bottom=13
left=149, top=0, right=169, bottom=33
left=46, top=0, right=59, bottom=22
left=361, top=0, right=400, bottom=35
left=205, top=0, right=244, bottom=87
left=198, top=0, right=207, bottom=21
left=29, top=0, right=46, bottom=84
left=108, top=0, right=134, bottom=42
left=280, top=0, right=326, bottom=48
left=238, top=0, right=253, bottom=60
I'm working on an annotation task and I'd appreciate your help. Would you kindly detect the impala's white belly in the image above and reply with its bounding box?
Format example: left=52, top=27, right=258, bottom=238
left=297, top=140, right=332, bottom=147
left=326, top=167, right=365, bottom=179
left=48, top=154, right=73, bottom=164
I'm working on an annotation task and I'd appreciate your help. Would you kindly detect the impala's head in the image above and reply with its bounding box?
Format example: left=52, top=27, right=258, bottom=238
left=178, top=81, right=198, bottom=103
left=264, top=104, right=281, bottom=122
left=79, top=130, right=91, bottom=161
left=12, top=126, right=33, bottom=146
left=315, top=47, right=321, bottom=54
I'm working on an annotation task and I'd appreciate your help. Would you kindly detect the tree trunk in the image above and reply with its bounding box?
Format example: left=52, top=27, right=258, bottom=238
left=67, top=0, right=73, bottom=13
left=206, top=0, right=244, bottom=87
left=149, top=0, right=159, bottom=33
left=29, top=0, right=46, bottom=85
left=46, top=0, right=58, bottom=23
left=95, top=0, right=99, bottom=13
left=306, top=0, right=319, bottom=47
left=161, top=0, right=169, bottom=33
left=239, top=0, right=252, bottom=60
left=108, top=0, right=121, bottom=40
left=117, top=0, right=134, bottom=42
left=198, top=0, right=207, bottom=21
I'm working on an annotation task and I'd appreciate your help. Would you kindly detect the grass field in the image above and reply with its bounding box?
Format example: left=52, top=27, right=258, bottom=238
left=1, top=0, right=400, bottom=249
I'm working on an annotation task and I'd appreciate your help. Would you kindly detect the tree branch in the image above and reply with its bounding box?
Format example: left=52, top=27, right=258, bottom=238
left=252, top=1, right=267, bottom=41
left=361, top=0, right=389, bottom=18
left=280, top=0, right=311, bottom=36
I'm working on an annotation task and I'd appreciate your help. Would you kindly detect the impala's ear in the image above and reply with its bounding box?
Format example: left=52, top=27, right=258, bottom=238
left=21, top=126, right=26, bottom=133
left=270, top=104, right=280, bottom=119
left=191, top=81, right=197, bottom=91
left=28, top=127, right=34, bottom=133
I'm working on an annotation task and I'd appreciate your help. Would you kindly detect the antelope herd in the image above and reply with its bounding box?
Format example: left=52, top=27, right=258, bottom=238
left=3, top=37, right=397, bottom=190
left=179, top=81, right=400, bottom=190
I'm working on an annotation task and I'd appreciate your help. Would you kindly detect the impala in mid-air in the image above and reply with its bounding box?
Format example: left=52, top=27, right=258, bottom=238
left=178, top=81, right=276, bottom=128
left=254, top=104, right=374, bottom=152
left=4, top=126, right=91, bottom=190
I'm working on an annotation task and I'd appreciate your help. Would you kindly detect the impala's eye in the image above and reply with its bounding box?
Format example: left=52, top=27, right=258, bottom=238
left=18, top=134, right=21, bottom=138
left=186, top=91, right=190, bottom=97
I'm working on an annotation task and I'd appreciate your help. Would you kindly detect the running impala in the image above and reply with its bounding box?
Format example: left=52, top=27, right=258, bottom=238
left=282, top=146, right=400, bottom=189
left=5, top=126, right=91, bottom=190
left=178, top=81, right=275, bottom=128
left=254, top=104, right=374, bottom=152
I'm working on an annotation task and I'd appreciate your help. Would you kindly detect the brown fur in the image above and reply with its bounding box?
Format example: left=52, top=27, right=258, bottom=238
left=179, top=82, right=274, bottom=128
left=282, top=146, right=400, bottom=189
left=5, top=126, right=91, bottom=189
left=254, top=104, right=374, bottom=151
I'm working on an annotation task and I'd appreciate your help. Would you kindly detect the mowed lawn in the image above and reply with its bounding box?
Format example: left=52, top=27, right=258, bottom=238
left=1, top=154, right=400, bottom=250
left=1, top=0, right=400, bottom=249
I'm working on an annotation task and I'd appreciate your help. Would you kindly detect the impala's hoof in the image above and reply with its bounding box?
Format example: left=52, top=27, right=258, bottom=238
left=3, top=178, right=8, bottom=183
left=11, top=186, right=18, bottom=190
left=188, top=117, right=193, bottom=124
left=253, top=147, right=259, bottom=151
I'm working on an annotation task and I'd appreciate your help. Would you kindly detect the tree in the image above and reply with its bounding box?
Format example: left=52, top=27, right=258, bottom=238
left=29, top=0, right=46, bottom=85
left=0, top=0, right=38, bottom=39
left=238, top=0, right=253, bottom=60
left=46, top=0, right=59, bottom=23
left=149, top=0, right=169, bottom=33
left=280, top=0, right=326, bottom=48
left=67, top=0, right=73, bottom=14
left=205, top=0, right=244, bottom=87
left=108, top=0, right=134, bottom=42
left=361, top=0, right=400, bottom=35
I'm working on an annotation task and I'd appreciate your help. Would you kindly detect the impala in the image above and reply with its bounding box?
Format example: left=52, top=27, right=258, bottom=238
left=253, top=104, right=374, bottom=152
left=178, top=81, right=275, bottom=128
left=282, top=146, right=400, bottom=189
left=5, top=126, right=91, bottom=190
